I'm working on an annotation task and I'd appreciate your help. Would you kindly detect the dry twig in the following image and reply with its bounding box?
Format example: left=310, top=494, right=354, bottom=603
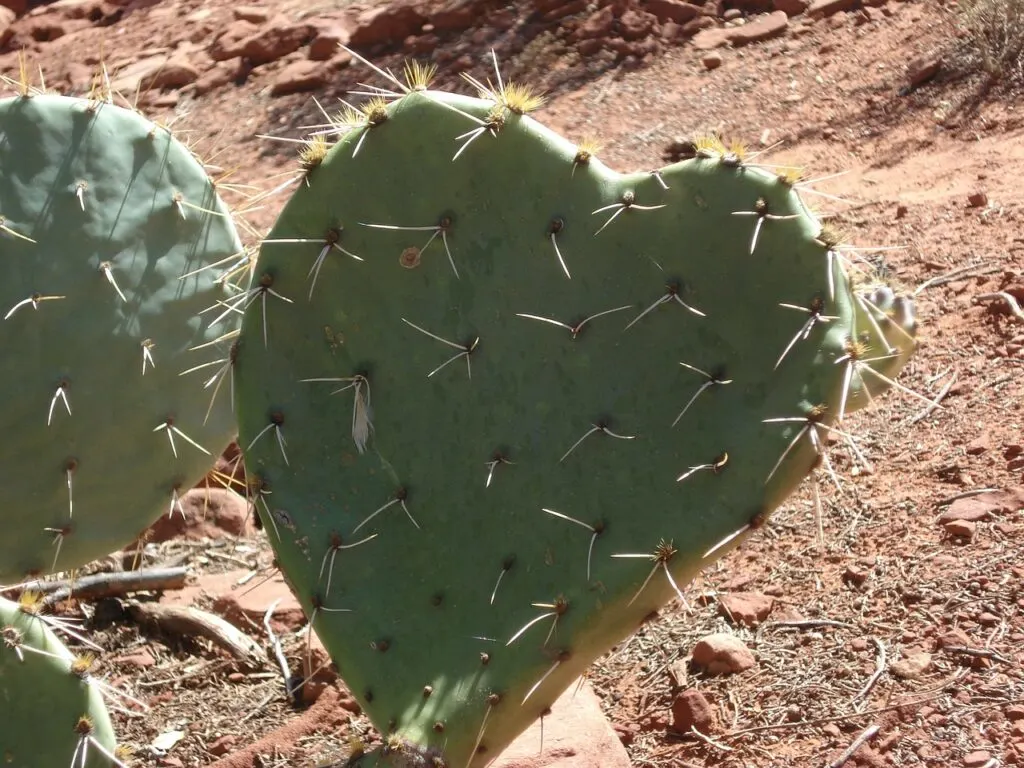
left=263, top=599, right=301, bottom=704
left=25, top=567, right=188, bottom=606
left=854, top=637, right=887, bottom=709
left=907, top=371, right=957, bottom=425
left=975, top=290, right=1024, bottom=321
left=828, top=723, right=880, bottom=768
left=127, top=600, right=265, bottom=668
left=913, top=262, right=998, bottom=294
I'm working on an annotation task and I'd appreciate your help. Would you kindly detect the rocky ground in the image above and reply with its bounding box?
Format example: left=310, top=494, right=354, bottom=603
left=1, top=0, right=1023, bottom=765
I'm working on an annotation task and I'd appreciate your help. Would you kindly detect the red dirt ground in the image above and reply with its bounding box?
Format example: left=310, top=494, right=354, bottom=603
left=2, top=0, right=1023, bottom=765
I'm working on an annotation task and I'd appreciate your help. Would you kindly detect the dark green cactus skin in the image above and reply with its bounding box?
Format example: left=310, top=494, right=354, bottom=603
left=0, top=93, right=245, bottom=583
left=0, top=597, right=118, bottom=767
left=234, top=87, right=917, bottom=767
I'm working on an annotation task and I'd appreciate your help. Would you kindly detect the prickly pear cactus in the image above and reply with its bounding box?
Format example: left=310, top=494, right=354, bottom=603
left=0, top=596, right=122, bottom=767
left=0, top=87, right=247, bottom=583
left=234, top=59, right=919, bottom=767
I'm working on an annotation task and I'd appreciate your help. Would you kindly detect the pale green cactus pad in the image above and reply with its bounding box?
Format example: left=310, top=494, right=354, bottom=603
left=233, top=60, right=919, bottom=768
left=0, top=90, right=246, bottom=583
left=0, top=596, right=121, bottom=767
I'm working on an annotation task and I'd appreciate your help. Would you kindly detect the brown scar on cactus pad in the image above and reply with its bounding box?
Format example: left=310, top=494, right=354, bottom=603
left=234, top=49, right=923, bottom=768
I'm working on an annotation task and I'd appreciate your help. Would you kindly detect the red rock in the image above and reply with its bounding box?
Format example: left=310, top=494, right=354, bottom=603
left=160, top=570, right=247, bottom=608
left=0, top=0, right=26, bottom=16
left=349, top=3, right=426, bottom=46
left=430, top=2, right=477, bottom=29
left=936, top=628, right=973, bottom=649
left=199, top=446, right=247, bottom=493
left=938, top=500, right=993, bottom=524
left=210, top=571, right=306, bottom=632
left=143, top=487, right=253, bottom=543
left=208, top=735, right=236, bottom=756
left=148, top=57, right=201, bottom=89
left=15, top=17, right=70, bottom=43
left=107, top=54, right=200, bottom=95
left=843, top=564, right=870, bottom=585
left=192, top=62, right=237, bottom=96
left=612, top=722, right=639, bottom=745
left=728, top=0, right=774, bottom=11
left=807, top=0, right=857, bottom=16
left=691, top=633, right=755, bottom=674
left=907, top=55, right=942, bottom=88
left=542, top=0, right=587, bottom=19
left=671, top=689, right=715, bottom=733
left=32, top=0, right=97, bottom=14
left=680, top=15, right=717, bottom=34
left=232, top=5, right=268, bottom=23
left=702, top=51, right=723, bottom=69
left=271, top=59, right=329, bottom=95
left=113, top=649, right=156, bottom=669
left=728, top=9, right=788, bottom=44
left=327, top=51, right=353, bottom=71
left=967, top=190, right=988, bottom=208
left=490, top=680, right=631, bottom=767
left=644, top=0, right=700, bottom=23
left=241, top=20, right=315, bottom=65
left=619, top=8, right=657, bottom=39
left=0, top=6, right=15, bottom=45
left=944, top=519, right=977, bottom=540
left=719, top=592, right=774, bottom=626
left=209, top=20, right=259, bottom=61
left=964, top=752, right=993, bottom=768
left=691, top=25, right=731, bottom=49
left=577, top=5, right=614, bottom=37
left=891, top=652, right=931, bottom=680
left=1006, top=704, right=1024, bottom=721
left=773, top=0, right=808, bottom=15
left=944, top=489, right=1024, bottom=522
left=308, top=24, right=350, bottom=60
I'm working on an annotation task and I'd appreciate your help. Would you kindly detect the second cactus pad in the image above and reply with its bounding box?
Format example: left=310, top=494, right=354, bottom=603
left=0, top=91, right=245, bottom=583
left=235, top=72, right=916, bottom=767
left=1, top=596, right=121, bottom=766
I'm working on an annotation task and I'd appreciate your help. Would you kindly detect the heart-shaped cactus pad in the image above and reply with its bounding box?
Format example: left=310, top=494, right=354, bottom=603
left=234, top=61, right=918, bottom=768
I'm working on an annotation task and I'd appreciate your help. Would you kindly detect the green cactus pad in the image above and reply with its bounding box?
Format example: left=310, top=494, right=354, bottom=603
left=0, top=596, right=120, bottom=767
left=844, top=282, right=919, bottom=414
left=0, top=91, right=246, bottom=583
left=234, top=75, right=917, bottom=768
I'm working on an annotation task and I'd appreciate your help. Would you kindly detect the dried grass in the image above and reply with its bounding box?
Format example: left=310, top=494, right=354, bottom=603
left=957, top=0, right=1024, bottom=83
